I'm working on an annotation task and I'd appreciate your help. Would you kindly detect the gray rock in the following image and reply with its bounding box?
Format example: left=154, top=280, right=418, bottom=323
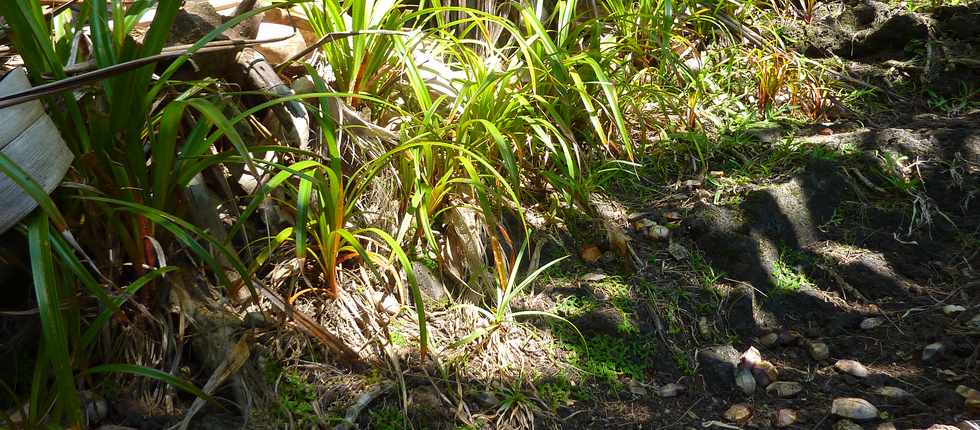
left=831, top=397, right=879, bottom=420
left=766, top=381, right=803, bottom=398
left=835, top=359, right=869, bottom=378
left=243, top=311, right=273, bottom=329
left=412, top=261, right=448, bottom=301
left=860, top=317, right=884, bottom=330
left=698, top=345, right=739, bottom=393
left=408, top=386, right=450, bottom=425
left=474, top=391, right=500, bottom=408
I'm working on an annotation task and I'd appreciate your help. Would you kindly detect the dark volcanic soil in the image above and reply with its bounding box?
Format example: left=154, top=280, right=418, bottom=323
left=557, top=116, right=979, bottom=430
left=558, top=2, right=980, bottom=427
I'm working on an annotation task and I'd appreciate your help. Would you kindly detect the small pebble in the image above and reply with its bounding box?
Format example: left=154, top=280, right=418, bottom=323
left=922, top=342, right=945, bottom=361
left=875, top=386, right=912, bottom=400
left=835, top=359, right=869, bottom=378
left=943, top=305, right=966, bottom=315
left=831, top=398, right=879, bottom=420
left=759, top=333, right=779, bottom=347
left=775, top=409, right=798, bottom=428
left=724, top=403, right=752, bottom=422
left=646, top=224, right=670, bottom=240
left=377, top=294, right=401, bottom=315
left=860, top=317, right=884, bottom=330
left=656, top=383, right=685, bottom=398
left=877, top=423, right=898, bottom=430
left=766, top=381, right=803, bottom=398
left=809, top=342, right=830, bottom=361
left=735, top=368, right=756, bottom=395
left=627, top=378, right=647, bottom=396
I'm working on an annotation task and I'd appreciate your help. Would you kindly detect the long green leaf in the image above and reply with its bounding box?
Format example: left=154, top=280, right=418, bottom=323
left=27, top=214, right=82, bottom=426
left=84, top=364, right=215, bottom=404
left=152, top=102, right=186, bottom=209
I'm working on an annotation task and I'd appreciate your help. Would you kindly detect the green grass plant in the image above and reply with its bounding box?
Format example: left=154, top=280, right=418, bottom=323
left=0, top=0, right=856, bottom=425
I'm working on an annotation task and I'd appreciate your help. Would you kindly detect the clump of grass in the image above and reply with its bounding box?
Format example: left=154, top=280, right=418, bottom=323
left=770, top=249, right=814, bottom=293
left=559, top=332, right=658, bottom=385
left=550, top=277, right=657, bottom=385
left=277, top=371, right=327, bottom=427
left=876, top=151, right=921, bottom=194
left=368, top=405, right=408, bottom=430
left=0, top=0, right=863, bottom=425
left=537, top=375, right=575, bottom=408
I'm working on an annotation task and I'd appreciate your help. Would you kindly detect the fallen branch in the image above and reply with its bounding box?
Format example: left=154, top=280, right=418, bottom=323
left=0, top=34, right=293, bottom=109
